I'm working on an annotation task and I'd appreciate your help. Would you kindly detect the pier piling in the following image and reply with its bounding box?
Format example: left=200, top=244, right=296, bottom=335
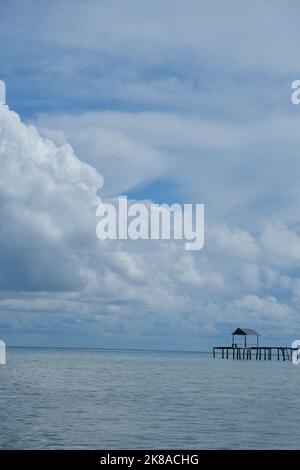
left=213, top=346, right=297, bottom=361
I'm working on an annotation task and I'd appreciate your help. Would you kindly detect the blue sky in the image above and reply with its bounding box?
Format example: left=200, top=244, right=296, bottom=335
left=1, top=0, right=300, bottom=349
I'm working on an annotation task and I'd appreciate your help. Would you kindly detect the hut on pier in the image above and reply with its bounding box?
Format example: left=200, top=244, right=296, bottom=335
left=213, top=328, right=297, bottom=361
left=231, top=328, right=260, bottom=348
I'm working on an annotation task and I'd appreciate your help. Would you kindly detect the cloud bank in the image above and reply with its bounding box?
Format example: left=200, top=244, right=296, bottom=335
left=0, top=103, right=300, bottom=348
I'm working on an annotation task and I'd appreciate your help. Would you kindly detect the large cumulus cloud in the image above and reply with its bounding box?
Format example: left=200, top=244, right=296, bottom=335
left=0, top=105, right=102, bottom=292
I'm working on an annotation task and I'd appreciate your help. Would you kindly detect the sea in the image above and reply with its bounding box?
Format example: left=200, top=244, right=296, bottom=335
left=0, top=347, right=299, bottom=449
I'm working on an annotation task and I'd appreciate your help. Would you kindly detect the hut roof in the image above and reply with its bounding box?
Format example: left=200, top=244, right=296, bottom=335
left=232, top=328, right=259, bottom=336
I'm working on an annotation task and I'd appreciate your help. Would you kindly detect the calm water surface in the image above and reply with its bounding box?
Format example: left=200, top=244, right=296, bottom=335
left=0, top=347, right=299, bottom=449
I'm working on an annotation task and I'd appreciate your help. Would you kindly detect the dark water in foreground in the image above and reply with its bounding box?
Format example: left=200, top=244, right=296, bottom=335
left=0, top=347, right=299, bottom=449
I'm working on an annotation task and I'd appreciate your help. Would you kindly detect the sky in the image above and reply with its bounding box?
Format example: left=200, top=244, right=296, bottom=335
left=0, top=0, right=300, bottom=349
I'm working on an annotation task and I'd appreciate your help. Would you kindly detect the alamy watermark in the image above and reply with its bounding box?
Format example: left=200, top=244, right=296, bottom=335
left=291, top=80, right=300, bottom=105
left=292, top=341, right=300, bottom=365
left=96, top=196, right=204, bottom=251
left=0, top=340, right=6, bottom=365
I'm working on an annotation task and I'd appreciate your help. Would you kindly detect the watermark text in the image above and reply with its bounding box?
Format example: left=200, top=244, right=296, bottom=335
left=96, top=197, right=204, bottom=251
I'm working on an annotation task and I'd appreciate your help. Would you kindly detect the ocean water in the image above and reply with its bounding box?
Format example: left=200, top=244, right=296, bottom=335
left=0, top=347, right=299, bottom=449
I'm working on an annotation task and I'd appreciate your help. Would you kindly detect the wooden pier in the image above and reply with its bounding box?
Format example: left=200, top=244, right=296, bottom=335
left=213, top=328, right=298, bottom=362
left=213, top=346, right=297, bottom=361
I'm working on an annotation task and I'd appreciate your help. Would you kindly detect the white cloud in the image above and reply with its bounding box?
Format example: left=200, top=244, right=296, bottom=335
left=1, top=0, right=299, bottom=128
left=34, top=110, right=300, bottom=234
left=0, top=106, right=105, bottom=291
left=260, top=224, right=300, bottom=266
left=240, top=264, right=261, bottom=291
left=234, top=295, right=294, bottom=322
left=208, top=225, right=260, bottom=259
